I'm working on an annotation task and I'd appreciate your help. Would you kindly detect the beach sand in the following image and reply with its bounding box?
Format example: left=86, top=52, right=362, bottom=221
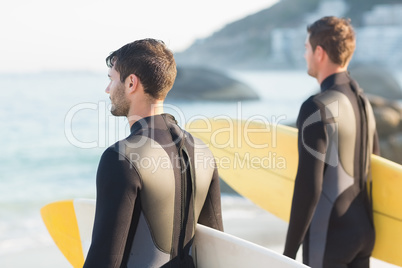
left=0, top=196, right=398, bottom=268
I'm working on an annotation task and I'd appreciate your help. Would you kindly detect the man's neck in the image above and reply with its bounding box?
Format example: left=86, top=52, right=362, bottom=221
left=316, top=64, right=348, bottom=85
left=127, top=99, right=164, bottom=127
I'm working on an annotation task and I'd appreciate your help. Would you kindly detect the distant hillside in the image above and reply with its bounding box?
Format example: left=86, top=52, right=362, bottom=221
left=175, top=0, right=401, bottom=70
left=344, top=0, right=402, bottom=27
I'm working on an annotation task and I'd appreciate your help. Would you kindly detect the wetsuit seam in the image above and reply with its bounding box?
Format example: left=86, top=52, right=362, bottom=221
left=320, top=191, right=333, bottom=205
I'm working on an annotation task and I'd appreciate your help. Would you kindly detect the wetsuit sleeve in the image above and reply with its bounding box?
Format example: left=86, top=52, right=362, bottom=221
left=284, top=99, right=327, bottom=259
left=84, top=147, right=141, bottom=268
left=197, top=162, right=224, bottom=231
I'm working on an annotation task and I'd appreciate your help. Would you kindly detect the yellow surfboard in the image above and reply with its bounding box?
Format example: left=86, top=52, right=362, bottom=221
left=40, top=199, right=95, bottom=268
left=186, top=118, right=402, bottom=266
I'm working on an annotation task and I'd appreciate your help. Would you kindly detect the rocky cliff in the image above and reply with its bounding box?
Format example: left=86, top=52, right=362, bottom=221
left=175, top=0, right=401, bottom=70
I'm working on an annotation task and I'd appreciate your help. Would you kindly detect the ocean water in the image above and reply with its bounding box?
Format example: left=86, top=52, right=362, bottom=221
left=0, top=70, right=400, bottom=267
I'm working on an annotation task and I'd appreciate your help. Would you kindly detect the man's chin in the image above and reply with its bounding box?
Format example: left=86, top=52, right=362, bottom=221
left=110, top=108, right=125, bottom=117
left=307, top=69, right=316, bottom=78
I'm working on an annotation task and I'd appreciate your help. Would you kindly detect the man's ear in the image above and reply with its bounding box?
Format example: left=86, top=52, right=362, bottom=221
left=126, top=74, right=138, bottom=93
left=314, top=45, right=326, bottom=62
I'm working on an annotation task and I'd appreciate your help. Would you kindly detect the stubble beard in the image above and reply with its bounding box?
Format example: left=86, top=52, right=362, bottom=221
left=110, top=84, right=130, bottom=117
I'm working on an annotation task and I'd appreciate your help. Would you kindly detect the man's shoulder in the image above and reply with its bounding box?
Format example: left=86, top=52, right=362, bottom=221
left=99, top=142, right=128, bottom=163
left=299, top=94, right=323, bottom=115
left=100, top=134, right=155, bottom=160
left=308, top=87, right=351, bottom=110
left=297, top=93, right=332, bottom=128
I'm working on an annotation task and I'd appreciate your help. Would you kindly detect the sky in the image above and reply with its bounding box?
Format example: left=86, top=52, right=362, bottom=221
left=2, top=0, right=278, bottom=73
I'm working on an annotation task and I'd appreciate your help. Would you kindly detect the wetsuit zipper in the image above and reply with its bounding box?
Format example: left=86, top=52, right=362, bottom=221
left=178, top=146, right=188, bottom=261
left=351, top=81, right=368, bottom=189
left=180, top=149, right=186, bottom=259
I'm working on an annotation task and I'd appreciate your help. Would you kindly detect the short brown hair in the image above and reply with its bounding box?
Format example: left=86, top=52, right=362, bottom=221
left=307, top=16, right=355, bottom=67
left=106, top=39, right=177, bottom=100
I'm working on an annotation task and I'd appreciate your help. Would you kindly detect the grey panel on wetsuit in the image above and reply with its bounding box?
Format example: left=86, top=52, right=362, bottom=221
left=316, top=90, right=357, bottom=177
left=308, top=159, right=354, bottom=267
left=127, top=213, right=170, bottom=268
left=192, top=137, right=215, bottom=221
left=307, top=90, right=356, bottom=267
left=121, top=136, right=175, bottom=254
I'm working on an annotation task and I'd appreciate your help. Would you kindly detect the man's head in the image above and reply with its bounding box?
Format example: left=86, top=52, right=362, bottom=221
left=305, top=16, right=355, bottom=78
left=106, top=39, right=177, bottom=101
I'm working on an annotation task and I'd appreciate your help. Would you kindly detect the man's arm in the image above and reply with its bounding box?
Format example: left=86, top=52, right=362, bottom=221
left=197, top=161, right=224, bottom=231
left=284, top=100, right=327, bottom=259
left=84, top=147, right=141, bottom=268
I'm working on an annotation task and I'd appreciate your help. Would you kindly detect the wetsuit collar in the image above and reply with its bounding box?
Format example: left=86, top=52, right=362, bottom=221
left=130, top=113, right=177, bottom=134
left=320, top=71, right=351, bottom=92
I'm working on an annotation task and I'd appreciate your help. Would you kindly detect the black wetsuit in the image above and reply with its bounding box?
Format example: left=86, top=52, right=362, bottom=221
left=284, top=72, right=380, bottom=268
left=84, top=114, right=223, bottom=268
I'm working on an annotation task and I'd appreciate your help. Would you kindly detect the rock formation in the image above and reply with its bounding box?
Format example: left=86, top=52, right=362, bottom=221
left=351, top=65, right=402, bottom=99
left=368, top=94, right=402, bottom=163
left=167, top=66, right=259, bottom=102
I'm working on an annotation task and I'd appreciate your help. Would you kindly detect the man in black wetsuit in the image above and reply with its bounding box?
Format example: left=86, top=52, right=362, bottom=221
left=84, top=39, right=223, bottom=268
left=283, top=17, right=380, bottom=268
